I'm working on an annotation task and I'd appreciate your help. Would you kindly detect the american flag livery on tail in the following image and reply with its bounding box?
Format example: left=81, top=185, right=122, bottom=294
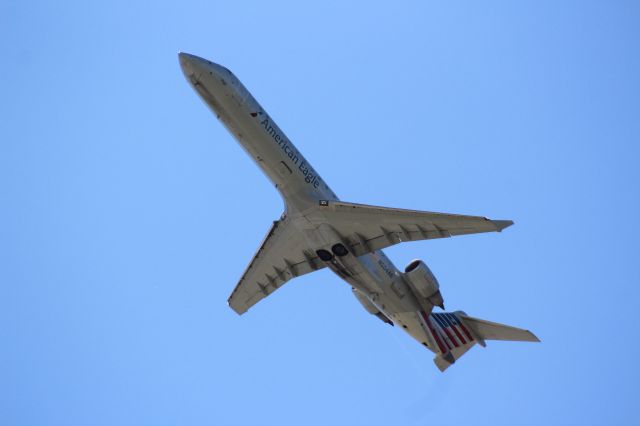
left=420, top=310, right=539, bottom=371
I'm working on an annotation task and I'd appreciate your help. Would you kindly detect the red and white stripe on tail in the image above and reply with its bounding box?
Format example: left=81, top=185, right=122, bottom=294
left=419, top=310, right=540, bottom=372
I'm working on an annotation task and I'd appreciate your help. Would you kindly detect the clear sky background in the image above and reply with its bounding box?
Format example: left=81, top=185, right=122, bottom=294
left=2, top=1, right=639, bottom=425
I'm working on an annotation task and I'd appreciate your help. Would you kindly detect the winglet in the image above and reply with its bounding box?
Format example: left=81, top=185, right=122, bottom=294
left=492, top=220, right=514, bottom=232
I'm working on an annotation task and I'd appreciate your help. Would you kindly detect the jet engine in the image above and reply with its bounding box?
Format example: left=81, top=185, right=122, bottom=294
left=403, top=259, right=445, bottom=309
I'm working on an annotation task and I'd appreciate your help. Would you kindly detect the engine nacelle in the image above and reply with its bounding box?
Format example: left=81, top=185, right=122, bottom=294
left=403, top=259, right=444, bottom=309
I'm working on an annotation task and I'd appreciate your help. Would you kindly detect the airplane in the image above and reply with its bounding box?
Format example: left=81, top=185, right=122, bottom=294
left=178, top=52, right=539, bottom=371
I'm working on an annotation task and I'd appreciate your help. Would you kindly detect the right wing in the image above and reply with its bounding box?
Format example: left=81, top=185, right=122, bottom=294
left=228, top=215, right=326, bottom=315
left=311, top=200, right=513, bottom=257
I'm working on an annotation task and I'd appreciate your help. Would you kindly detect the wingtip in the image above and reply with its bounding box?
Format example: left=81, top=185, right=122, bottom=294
left=228, top=301, right=246, bottom=316
left=492, top=220, right=514, bottom=232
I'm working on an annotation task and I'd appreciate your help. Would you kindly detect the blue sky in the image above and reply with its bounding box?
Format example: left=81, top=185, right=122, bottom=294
left=2, top=1, right=639, bottom=425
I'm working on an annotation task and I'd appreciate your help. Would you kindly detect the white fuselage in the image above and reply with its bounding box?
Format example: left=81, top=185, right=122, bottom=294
left=180, top=53, right=445, bottom=353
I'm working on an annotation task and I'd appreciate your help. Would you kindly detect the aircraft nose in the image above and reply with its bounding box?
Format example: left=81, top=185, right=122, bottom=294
left=178, top=52, right=207, bottom=78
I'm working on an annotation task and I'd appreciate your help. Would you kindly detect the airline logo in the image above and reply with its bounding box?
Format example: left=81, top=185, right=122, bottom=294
left=419, top=311, right=474, bottom=353
left=256, top=114, right=322, bottom=189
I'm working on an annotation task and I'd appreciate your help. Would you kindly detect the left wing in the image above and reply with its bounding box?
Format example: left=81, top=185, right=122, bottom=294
left=228, top=215, right=325, bottom=315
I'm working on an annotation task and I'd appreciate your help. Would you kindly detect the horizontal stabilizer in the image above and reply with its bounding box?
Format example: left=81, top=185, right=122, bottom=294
left=427, top=311, right=539, bottom=372
left=459, top=314, right=540, bottom=342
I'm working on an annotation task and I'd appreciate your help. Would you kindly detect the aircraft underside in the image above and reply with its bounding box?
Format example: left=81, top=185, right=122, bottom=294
left=179, top=52, right=539, bottom=371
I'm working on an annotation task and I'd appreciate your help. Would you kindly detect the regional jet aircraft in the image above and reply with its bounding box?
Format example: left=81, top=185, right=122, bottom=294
left=179, top=52, right=539, bottom=371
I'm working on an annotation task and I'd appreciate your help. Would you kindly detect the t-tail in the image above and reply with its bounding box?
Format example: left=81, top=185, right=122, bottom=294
left=420, top=311, right=540, bottom=372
